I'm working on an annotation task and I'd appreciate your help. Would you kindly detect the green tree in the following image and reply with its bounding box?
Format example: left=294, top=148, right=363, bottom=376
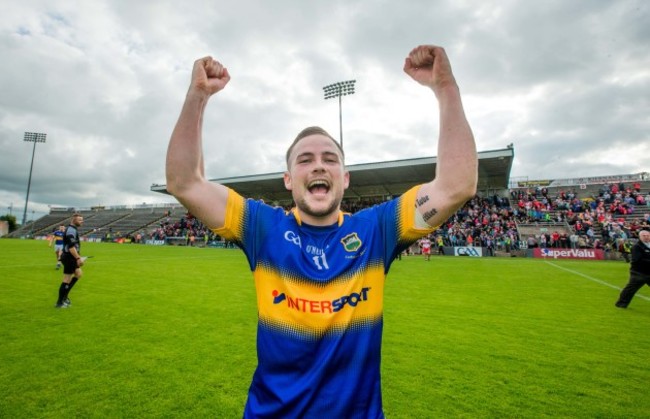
left=0, top=214, right=17, bottom=232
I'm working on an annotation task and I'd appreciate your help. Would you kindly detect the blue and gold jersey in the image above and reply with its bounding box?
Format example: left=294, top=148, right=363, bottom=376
left=53, top=230, right=64, bottom=245
left=213, top=186, right=435, bottom=418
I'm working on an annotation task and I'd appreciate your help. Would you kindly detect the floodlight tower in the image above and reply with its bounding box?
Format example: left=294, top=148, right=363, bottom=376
left=22, top=132, right=47, bottom=227
left=323, top=80, right=356, bottom=150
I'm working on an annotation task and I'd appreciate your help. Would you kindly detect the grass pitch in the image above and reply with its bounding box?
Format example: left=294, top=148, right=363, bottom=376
left=1, top=239, right=649, bottom=418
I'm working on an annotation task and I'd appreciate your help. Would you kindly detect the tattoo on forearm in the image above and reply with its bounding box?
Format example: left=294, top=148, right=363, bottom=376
left=422, top=208, right=438, bottom=222
left=415, top=195, right=430, bottom=208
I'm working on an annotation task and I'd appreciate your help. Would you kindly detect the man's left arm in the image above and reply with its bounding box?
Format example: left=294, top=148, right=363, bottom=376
left=403, top=45, right=478, bottom=228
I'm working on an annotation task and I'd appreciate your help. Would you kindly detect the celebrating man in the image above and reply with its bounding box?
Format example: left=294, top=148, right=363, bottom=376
left=166, top=44, right=477, bottom=417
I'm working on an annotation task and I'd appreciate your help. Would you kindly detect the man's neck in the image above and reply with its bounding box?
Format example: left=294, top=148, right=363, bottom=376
left=293, top=208, right=342, bottom=227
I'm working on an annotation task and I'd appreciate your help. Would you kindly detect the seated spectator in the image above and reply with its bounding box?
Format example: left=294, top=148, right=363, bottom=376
left=574, top=220, right=583, bottom=232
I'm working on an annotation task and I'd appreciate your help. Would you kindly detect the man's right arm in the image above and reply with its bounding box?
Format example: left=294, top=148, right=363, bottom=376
left=166, top=57, right=231, bottom=229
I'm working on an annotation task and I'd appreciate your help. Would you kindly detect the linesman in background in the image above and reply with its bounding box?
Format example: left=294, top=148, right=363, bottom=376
left=55, top=213, right=85, bottom=308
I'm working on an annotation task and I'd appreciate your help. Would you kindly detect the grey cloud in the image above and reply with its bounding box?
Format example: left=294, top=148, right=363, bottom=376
left=0, top=0, right=648, bottom=221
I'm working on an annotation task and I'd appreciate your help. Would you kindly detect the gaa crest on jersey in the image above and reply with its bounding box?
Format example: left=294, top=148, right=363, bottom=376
left=341, top=233, right=362, bottom=252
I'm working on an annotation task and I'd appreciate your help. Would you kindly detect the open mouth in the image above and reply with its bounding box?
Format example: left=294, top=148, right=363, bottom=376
left=308, top=180, right=330, bottom=195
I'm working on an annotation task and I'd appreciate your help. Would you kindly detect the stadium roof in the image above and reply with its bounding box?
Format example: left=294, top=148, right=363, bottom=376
left=151, top=147, right=515, bottom=202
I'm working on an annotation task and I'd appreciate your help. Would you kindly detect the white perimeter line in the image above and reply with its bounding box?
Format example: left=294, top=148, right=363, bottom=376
left=545, top=261, right=650, bottom=302
left=0, top=255, right=214, bottom=270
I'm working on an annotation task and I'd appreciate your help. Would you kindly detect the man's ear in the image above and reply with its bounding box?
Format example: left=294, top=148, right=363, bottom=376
left=284, top=171, right=292, bottom=190
left=343, top=170, right=350, bottom=190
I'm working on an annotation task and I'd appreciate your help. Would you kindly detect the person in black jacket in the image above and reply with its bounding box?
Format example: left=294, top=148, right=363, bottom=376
left=615, top=229, right=650, bottom=308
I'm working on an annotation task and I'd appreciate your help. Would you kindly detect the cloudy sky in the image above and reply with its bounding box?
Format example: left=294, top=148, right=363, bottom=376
left=1, top=0, right=648, bottom=222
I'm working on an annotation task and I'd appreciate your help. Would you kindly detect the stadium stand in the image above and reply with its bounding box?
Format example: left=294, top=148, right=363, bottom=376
left=8, top=212, right=72, bottom=237
left=9, top=204, right=185, bottom=240
left=7, top=151, right=648, bottom=258
left=97, top=208, right=169, bottom=236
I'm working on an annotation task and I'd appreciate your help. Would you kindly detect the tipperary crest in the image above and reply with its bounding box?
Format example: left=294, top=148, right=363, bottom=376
left=341, top=233, right=362, bottom=252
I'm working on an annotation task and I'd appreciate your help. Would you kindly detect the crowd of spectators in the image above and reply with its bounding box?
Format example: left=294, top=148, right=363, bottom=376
left=428, top=194, right=520, bottom=253
left=149, top=212, right=219, bottom=245
left=507, top=182, right=650, bottom=251
left=422, top=181, right=648, bottom=253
